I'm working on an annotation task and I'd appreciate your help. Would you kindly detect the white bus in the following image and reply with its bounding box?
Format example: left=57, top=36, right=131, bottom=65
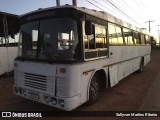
left=13, top=5, right=151, bottom=111
left=0, top=12, right=19, bottom=75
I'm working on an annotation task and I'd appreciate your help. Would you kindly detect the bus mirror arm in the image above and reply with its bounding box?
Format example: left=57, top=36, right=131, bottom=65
left=85, top=20, right=93, bottom=35
left=11, top=34, right=15, bottom=39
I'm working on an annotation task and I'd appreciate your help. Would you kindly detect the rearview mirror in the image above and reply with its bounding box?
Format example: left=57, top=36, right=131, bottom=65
left=85, top=21, right=93, bottom=35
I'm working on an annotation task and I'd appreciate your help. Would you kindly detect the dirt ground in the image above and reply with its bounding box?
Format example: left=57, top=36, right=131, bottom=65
left=0, top=49, right=160, bottom=120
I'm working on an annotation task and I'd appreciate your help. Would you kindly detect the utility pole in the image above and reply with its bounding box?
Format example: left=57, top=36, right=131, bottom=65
left=145, top=20, right=155, bottom=33
left=56, top=0, right=60, bottom=6
left=72, top=0, right=77, bottom=6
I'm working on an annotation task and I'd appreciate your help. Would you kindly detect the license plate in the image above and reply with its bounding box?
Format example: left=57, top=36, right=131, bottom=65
left=28, top=92, right=39, bottom=100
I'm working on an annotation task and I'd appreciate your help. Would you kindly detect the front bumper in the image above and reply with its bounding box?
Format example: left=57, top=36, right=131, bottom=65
left=13, top=85, right=81, bottom=111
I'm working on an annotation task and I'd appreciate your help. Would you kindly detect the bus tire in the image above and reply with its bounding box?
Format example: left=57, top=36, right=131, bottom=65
left=137, top=59, right=144, bottom=73
left=87, top=74, right=101, bottom=105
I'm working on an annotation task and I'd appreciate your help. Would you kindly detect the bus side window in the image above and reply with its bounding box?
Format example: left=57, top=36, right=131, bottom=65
left=140, top=34, right=145, bottom=44
left=95, top=24, right=107, bottom=48
left=89, top=35, right=95, bottom=49
left=108, top=23, right=118, bottom=45
left=83, top=22, right=108, bottom=60
left=145, top=35, right=150, bottom=45
left=123, top=28, right=133, bottom=45
left=116, top=26, right=123, bottom=45
left=148, top=36, right=151, bottom=45
left=133, top=32, right=140, bottom=44
left=138, top=33, right=141, bottom=44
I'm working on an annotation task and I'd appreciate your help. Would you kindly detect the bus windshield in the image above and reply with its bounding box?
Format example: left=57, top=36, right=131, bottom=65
left=18, top=18, right=79, bottom=62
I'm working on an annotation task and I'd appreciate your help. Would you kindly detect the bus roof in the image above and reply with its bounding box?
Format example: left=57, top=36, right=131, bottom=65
left=20, top=5, right=148, bottom=34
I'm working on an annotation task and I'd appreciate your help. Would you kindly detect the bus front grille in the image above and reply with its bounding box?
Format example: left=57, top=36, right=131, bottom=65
left=24, top=73, right=47, bottom=91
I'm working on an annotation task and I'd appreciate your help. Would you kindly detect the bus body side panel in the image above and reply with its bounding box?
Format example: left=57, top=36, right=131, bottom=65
left=117, top=57, right=140, bottom=81
left=109, top=65, right=118, bottom=87
left=143, top=46, right=151, bottom=66
left=144, top=55, right=150, bottom=66
left=108, top=45, right=151, bottom=87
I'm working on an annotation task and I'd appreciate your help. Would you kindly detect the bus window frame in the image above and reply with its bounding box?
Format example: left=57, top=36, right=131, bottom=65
left=83, top=21, right=108, bottom=61
left=123, top=28, right=135, bottom=45
left=140, top=34, right=146, bottom=45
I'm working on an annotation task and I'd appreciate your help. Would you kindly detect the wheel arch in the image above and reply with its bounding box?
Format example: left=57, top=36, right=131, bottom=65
left=87, top=68, right=108, bottom=100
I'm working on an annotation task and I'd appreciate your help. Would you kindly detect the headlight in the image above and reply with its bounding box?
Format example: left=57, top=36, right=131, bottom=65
left=51, top=97, right=57, bottom=105
left=23, top=89, right=27, bottom=96
left=18, top=88, right=22, bottom=95
left=58, top=99, right=64, bottom=107
left=44, top=95, right=50, bottom=103
left=14, top=87, right=18, bottom=93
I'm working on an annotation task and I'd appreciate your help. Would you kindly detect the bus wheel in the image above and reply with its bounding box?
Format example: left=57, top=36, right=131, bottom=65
left=138, top=59, right=144, bottom=73
left=88, top=74, right=101, bottom=105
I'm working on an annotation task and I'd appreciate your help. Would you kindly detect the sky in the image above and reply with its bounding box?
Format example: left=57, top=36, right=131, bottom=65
left=0, top=0, right=160, bottom=41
